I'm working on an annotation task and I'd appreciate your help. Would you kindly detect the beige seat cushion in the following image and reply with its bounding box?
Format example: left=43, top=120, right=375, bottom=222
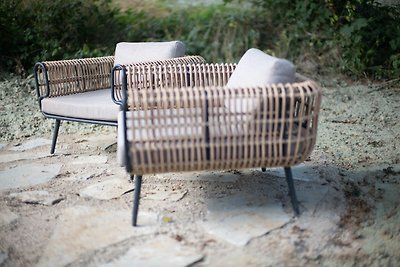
left=114, top=41, right=186, bottom=66
left=41, top=89, right=119, bottom=121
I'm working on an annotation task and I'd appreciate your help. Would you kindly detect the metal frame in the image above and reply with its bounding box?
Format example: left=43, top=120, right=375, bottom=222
left=130, top=167, right=300, bottom=227
left=51, top=119, right=60, bottom=154
left=132, top=175, right=142, bottom=226
left=261, top=167, right=300, bottom=215
left=284, top=167, right=300, bottom=215
left=44, top=114, right=118, bottom=154
left=131, top=171, right=300, bottom=227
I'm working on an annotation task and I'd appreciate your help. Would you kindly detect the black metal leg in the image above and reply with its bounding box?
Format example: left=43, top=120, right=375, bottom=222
left=284, top=167, right=300, bottom=216
left=261, top=167, right=266, bottom=172
left=132, top=175, right=142, bottom=226
left=50, top=119, right=61, bottom=154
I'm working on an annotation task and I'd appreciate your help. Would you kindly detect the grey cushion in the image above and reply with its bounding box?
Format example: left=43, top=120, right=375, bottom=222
left=41, top=89, right=119, bottom=121
left=225, top=48, right=296, bottom=114
left=114, top=41, right=186, bottom=66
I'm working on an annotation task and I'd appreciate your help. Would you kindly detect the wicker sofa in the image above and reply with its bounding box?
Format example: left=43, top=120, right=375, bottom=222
left=34, top=41, right=205, bottom=153
left=115, top=48, right=322, bottom=226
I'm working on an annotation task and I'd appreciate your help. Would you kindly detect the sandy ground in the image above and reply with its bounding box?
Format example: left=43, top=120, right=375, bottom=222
left=0, top=74, right=399, bottom=266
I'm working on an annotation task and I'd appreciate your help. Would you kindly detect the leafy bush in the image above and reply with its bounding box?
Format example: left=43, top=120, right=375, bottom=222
left=0, top=0, right=124, bottom=74
left=0, top=0, right=261, bottom=73
left=117, top=3, right=263, bottom=63
left=244, top=0, right=400, bottom=79
left=1, top=0, right=399, bottom=79
left=333, top=0, right=400, bottom=78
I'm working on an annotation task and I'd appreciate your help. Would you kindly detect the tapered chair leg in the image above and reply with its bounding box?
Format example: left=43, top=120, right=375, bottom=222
left=50, top=119, right=61, bottom=154
left=284, top=167, right=300, bottom=216
left=132, top=175, right=143, bottom=226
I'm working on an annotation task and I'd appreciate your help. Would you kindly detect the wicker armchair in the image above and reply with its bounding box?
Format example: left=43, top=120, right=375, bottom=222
left=34, top=41, right=206, bottom=154
left=116, top=49, right=322, bottom=226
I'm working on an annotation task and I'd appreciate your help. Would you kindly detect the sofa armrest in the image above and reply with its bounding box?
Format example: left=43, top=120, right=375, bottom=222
left=34, top=56, right=115, bottom=100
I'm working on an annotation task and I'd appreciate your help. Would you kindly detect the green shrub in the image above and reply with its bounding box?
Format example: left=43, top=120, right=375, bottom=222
left=243, top=0, right=400, bottom=79
left=1, top=0, right=399, bottom=79
left=0, top=0, right=124, bottom=74
left=0, top=0, right=261, bottom=73
left=117, top=3, right=263, bottom=63
left=333, top=0, right=400, bottom=78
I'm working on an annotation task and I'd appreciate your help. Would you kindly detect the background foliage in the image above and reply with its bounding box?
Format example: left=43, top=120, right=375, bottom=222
left=0, top=0, right=399, bottom=79
left=0, top=0, right=123, bottom=75
left=245, top=0, right=400, bottom=79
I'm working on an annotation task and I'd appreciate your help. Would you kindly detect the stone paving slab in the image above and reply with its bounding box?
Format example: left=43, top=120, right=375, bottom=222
left=297, top=185, right=330, bottom=212
left=264, top=163, right=320, bottom=182
left=0, top=164, right=62, bottom=191
left=37, top=206, right=158, bottom=267
left=0, top=252, right=7, bottom=266
left=0, top=143, right=6, bottom=150
left=0, top=206, right=18, bottom=227
left=203, top=194, right=291, bottom=246
left=63, top=168, right=107, bottom=181
left=79, top=178, right=133, bottom=200
left=9, top=138, right=51, bottom=151
left=71, top=155, right=108, bottom=165
left=207, top=250, right=263, bottom=267
left=143, top=188, right=188, bottom=202
left=74, top=136, right=117, bottom=151
left=156, top=170, right=240, bottom=183
left=100, top=236, right=204, bottom=267
left=8, top=190, right=64, bottom=206
left=0, top=151, right=49, bottom=163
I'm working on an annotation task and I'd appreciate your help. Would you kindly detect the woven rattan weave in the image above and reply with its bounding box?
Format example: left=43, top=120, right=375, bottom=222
left=34, top=55, right=206, bottom=153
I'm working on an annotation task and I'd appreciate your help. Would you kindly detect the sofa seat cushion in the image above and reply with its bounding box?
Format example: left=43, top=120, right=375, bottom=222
left=41, top=89, right=119, bottom=122
left=114, top=41, right=186, bottom=66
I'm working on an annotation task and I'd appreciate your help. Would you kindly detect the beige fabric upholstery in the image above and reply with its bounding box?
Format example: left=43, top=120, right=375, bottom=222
left=41, top=88, right=119, bottom=121
left=225, top=48, right=296, bottom=114
left=226, top=48, right=296, bottom=88
left=114, top=41, right=186, bottom=66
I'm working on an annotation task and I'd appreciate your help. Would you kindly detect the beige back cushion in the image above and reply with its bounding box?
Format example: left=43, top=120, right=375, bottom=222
left=226, top=48, right=295, bottom=88
left=114, top=41, right=186, bottom=66
left=225, top=48, right=296, bottom=114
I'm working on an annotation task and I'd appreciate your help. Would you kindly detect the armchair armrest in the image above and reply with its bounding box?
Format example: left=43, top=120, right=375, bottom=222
left=112, top=55, right=207, bottom=106
left=124, top=61, right=236, bottom=90
left=120, top=62, right=236, bottom=109
left=121, top=80, right=321, bottom=173
left=34, top=56, right=115, bottom=100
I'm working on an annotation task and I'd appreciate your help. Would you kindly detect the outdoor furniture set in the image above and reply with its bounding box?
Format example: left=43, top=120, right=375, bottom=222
left=34, top=41, right=321, bottom=226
